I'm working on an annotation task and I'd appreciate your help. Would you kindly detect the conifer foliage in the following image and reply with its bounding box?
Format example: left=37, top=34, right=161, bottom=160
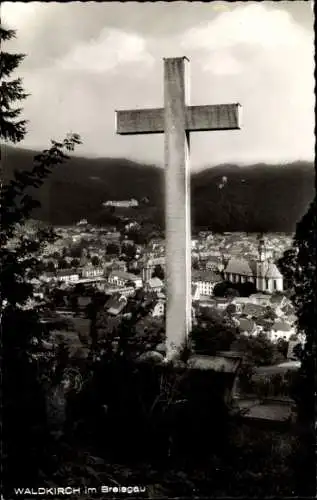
left=0, top=26, right=29, bottom=142
left=1, top=23, right=82, bottom=493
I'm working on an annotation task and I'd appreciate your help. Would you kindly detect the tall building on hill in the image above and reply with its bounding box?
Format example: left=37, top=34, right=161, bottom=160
left=223, top=236, right=283, bottom=293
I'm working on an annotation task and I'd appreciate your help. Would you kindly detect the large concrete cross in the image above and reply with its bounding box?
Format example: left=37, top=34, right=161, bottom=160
left=115, top=57, right=241, bottom=358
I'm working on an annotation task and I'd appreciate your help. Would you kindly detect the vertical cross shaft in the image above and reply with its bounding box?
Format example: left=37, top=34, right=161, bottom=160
left=115, top=57, right=241, bottom=360
left=164, top=57, right=191, bottom=357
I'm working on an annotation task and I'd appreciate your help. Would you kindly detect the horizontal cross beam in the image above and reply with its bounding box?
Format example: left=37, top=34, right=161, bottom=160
left=115, top=103, right=241, bottom=135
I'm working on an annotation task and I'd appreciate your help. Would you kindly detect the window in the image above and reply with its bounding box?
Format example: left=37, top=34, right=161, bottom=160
left=273, top=280, right=277, bottom=290
left=265, top=278, right=269, bottom=289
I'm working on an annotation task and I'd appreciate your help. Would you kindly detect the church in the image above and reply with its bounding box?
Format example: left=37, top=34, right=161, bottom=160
left=223, top=237, right=284, bottom=293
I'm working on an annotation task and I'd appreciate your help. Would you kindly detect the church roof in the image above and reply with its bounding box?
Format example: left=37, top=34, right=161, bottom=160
left=225, top=257, right=256, bottom=276
left=264, top=263, right=283, bottom=279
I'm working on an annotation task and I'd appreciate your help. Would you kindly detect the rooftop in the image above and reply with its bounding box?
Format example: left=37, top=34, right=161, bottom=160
left=192, top=269, right=222, bottom=282
left=225, top=257, right=256, bottom=277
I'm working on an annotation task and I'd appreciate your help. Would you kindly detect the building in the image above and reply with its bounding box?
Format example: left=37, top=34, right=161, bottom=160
left=192, top=270, right=222, bottom=296
left=141, top=256, right=165, bottom=282
left=104, top=293, right=128, bottom=316
left=104, top=285, right=136, bottom=297
left=269, top=320, right=295, bottom=343
left=151, top=299, right=165, bottom=318
left=192, top=284, right=201, bottom=301
left=223, top=237, right=283, bottom=293
left=238, top=317, right=258, bottom=336
left=107, top=270, right=143, bottom=289
left=205, top=256, right=224, bottom=272
left=103, top=198, right=139, bottom=208
left=56, top=269, right=80, bottom=284
left=144, top=277, right=164, bottom=293
left=81, top=265, right=104, bottom=279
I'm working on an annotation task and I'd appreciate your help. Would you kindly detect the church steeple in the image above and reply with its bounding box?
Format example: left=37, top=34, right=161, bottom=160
left=257, top=233, right=267, bottom=262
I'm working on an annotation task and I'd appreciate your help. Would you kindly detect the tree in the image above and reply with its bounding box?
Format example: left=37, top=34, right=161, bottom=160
left=191, top=308, right=238, bottom=355
left=106, top=242, right=120, bottom=256
left=152, top=264, right=165, bottom=280
left=278, top=195, right=316, bottom=419
left=224, top=287, right=240, bottom=298
left=276, top=338, right=288, bottom=359
left=121, top=242, right=137, bottom=263
left=234, top=333, right=279, bottom=367
left=0, top=26, right=28, bottom=142
left=58, top=258, right=70, bottom=269
left=70, top=258, right=79, bottom=268
left=69, top=245, right=82, bottom=259
left=213, top=280, right=235, bottom=297
left=278, top=195, right=316, bottom=496
left=46, top=260, right=56, bottom=273
left=226, top=303, right=237, bottom=317
left=238, top=281, right=257, bottom=297
left=264, top=306, right=277, bottom=321
left=91, top=255, right=100, bottom=267
left=192, top=259, right=200, bottom=270
left=1, top=24, right=82, bottom=494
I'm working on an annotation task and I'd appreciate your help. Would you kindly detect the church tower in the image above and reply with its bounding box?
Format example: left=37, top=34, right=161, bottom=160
left=256, top=234, right=268, bottom=291
left=258, top=235, right=267, bottom=262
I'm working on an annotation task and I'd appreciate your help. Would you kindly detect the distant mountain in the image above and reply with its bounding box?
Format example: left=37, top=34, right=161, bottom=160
left=2, top=144, right=315, bottom=232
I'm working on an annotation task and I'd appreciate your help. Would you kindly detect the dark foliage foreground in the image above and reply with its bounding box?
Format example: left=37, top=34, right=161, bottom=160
left=4, top=348, right=308, bottom=499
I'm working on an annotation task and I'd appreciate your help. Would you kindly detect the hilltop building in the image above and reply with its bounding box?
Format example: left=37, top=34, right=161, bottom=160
left=103, top=198, right=139, bottom=208
left=223, top=237, right=283, bottom=293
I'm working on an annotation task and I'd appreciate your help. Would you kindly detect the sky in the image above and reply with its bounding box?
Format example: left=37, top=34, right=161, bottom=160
left=2, top=1, right=315, bottom=170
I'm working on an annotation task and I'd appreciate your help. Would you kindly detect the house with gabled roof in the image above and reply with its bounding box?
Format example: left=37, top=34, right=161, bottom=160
left=144, top=277, right=164, bottom=293
left=243, top=302, right=267, bottom=319
left=104, top=293, right=128, bottom=316
left=192, top=269, right=222, bottom=296
left=238, top=317, right=258, bottom=336
left=107, top=270, right=143, bottom=289
left=269, top=320, right=295, bottom=343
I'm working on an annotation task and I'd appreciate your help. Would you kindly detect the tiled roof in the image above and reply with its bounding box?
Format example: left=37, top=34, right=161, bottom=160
left=238, top=318, right=256, bottom=333
left=273, top=321, right=292, bottom=332
left=243, top=303, right=266, bottom=318
left=265, top=263, right=283, bottom=279
left=270, top=294, right=287, bottom=305
left=192, top=270, right=222, bottom=282
left=105, top=294, right=127, bottom=315
left=233, top=297, right=252, bottom=305
left=57, top=269, right=79, bottom=277
left=144, top=257, right=165, bottom=266
left=224, top=257, right=255, bottom=277
left=249, top=293, right=271, bottom=302
left=147, top=277, right=163, bottom=288
left=108, top=271, right=141, bottom=281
